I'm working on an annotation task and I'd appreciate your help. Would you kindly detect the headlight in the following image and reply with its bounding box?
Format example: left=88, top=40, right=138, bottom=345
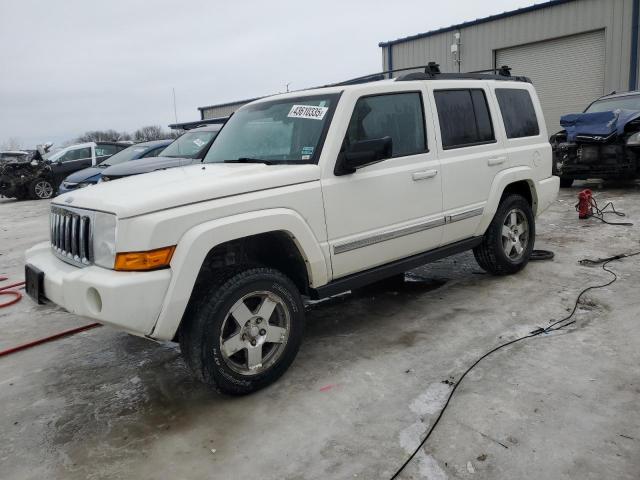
left=63, top=182, right=77, bottom=188
left=626, top=132, right=640, bottom=146
left=93, top=212, right=117, bottom=268
left=76, top=182, right=92, bottom=189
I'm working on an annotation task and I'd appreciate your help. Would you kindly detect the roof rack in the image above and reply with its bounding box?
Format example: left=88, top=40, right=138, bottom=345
left=326, top=62, right=530, bottom=87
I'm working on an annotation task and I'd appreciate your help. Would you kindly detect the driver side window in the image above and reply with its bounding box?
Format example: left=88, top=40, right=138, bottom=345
left=346, top=92, right=427, bottom=158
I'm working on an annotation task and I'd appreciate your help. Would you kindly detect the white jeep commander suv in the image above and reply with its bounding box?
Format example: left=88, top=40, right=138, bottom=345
left=26, top=67, right=559, bottom=395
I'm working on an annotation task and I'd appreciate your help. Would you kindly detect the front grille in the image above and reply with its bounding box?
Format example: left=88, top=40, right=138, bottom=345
left=50, top=206, right=93, bottom=266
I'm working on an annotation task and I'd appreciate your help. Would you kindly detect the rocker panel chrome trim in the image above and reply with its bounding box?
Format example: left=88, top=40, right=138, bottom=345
left=333, top=217, right=445, bottom=254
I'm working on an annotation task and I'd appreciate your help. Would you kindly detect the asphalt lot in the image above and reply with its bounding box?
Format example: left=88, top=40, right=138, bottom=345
left=1, top=183, right=639, bottom=479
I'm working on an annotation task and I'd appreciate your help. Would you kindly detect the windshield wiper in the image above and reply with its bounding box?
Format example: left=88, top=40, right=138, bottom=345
left=224, top=158, right=276, bottom=165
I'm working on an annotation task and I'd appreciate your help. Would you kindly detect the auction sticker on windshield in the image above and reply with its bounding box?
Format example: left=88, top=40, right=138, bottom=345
left=288, top=105, right=328, bottom=120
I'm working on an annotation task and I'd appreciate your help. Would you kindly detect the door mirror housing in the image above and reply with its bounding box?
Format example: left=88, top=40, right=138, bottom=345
left=335, top=137, right=393, bottom=175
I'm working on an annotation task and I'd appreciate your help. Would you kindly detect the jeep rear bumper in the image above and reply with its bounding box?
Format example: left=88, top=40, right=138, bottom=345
left=25, top=242, right=171, bottom=337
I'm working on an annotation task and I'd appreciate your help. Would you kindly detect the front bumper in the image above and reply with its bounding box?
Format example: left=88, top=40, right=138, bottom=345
left=552, top=142, right=638, bottom=178
left=25, top=242, right=171, bottom=337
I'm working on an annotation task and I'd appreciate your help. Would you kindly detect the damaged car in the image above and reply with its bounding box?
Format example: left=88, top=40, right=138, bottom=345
left=551, top=91, right=640, bottom=187
left=0, top=141, right=127, bottom=200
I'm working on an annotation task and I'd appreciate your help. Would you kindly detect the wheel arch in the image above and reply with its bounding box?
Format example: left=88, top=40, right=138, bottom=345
left=149, top=208, right=328, bottom=341
left=474, top=167, right=538, bottom=236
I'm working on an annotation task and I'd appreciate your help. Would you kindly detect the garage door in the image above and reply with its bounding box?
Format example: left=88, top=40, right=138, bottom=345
left=496, top=30, right=605, bottom=134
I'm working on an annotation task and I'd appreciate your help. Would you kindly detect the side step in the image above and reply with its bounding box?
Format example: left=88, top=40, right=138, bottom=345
left=309, top=237, right=482, bottom=299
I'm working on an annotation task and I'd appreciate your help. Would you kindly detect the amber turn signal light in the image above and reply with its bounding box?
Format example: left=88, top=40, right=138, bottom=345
left=114, top=246, right=176, bottom=271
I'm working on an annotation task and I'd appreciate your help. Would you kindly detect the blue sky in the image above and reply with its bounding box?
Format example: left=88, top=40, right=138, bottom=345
left=0, top=0, right=534, bottom=148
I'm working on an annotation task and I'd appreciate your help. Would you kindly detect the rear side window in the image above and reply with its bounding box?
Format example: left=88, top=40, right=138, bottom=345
left=346, top=92, right=427, bottom=157
left=95, top=144, right=119, bottom=157
left=434, top=89, right=495, bottom=149
left=495, top=89, right=540, bottom=138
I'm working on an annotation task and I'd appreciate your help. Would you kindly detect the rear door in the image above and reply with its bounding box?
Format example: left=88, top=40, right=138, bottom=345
left=491, top=86, right=549, bottom=177
left=322, top=87, right=444, bottom=279
left=430, top=83, right=506, bottom=244
left=51, top=146, right=94, bottom=183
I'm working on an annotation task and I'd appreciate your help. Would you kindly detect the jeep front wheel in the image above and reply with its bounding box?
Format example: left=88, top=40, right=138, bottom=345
left=179, top=267, right=304, bottom=395
left=473, top=194, right=535, bottom=275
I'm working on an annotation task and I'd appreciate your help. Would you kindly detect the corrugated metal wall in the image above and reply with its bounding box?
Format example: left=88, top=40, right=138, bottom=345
left=384, top=0, right=636, bottom=94
left=200, top=101, right=250, bottom=120
left=496, top=29, right=606, bottom=131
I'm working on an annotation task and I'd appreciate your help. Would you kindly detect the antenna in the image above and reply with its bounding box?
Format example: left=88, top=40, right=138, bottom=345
left=286, top=82, right=291, bottom=93
left=172, top=88, right=178, bottom=123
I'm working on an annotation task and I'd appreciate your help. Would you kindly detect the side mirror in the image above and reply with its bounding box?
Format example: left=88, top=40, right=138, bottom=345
left=56, top=159, right=63, bottom=166
left=335, top=137, right=392, bottom=175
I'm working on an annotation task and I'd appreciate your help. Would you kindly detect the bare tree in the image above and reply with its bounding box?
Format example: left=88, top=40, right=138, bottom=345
left=133, top=125, right=168, bottom=142
left=76, top=130, right=131, bottom=143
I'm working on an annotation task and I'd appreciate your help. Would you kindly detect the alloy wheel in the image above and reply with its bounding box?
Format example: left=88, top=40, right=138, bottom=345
left=501, top=208, right=529, bottom=260
left=219, top=291, right=290, bottom=375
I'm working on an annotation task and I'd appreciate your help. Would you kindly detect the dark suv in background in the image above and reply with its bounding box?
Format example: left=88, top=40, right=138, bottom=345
left=0, top=141, right=127, bottom=199
left=58, top=139, right=172, bottom=194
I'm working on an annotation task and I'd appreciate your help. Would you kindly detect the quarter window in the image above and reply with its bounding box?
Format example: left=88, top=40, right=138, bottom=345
left=95, top=144, right=119, bottom=157
left=495, top=89, right=540, bottom=138
left=434, top=89, right=495, bottom=149
left=345, top=92, right=427, bottom=157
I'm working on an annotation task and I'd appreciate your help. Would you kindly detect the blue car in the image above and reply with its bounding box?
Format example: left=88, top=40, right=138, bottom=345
left=58, top=139, right=172, bottom=194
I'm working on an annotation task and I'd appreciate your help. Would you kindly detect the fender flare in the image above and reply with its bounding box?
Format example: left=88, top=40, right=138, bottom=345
left=474, top=167, right=538, bottom=236
left=149, top=208, right=328, bottom=341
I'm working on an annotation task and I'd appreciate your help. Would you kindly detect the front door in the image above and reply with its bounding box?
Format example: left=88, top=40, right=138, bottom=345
left=322, top=89, right=443, bottom=279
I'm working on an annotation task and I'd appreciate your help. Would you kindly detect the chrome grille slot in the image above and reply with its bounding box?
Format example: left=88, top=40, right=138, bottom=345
left=50, top=206, right=93, bottom=267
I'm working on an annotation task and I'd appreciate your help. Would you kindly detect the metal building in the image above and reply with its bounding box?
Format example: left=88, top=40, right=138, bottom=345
left=379, top=0, right=640, bottom=133
left=198, top=97, right=264, bottom=121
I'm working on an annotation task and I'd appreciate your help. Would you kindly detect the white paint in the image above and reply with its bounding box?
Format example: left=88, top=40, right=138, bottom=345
left=410, top=382, right=451, bottom=416
left=398, top=383, right=452, bottom=478
left=417, top=452, right=448, bottom=480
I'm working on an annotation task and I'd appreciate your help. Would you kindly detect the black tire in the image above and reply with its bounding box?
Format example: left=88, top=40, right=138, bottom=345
left=29, top=178, right=55, bottom=199
left=473, top=194, right=535, bottom=276
left=559, top=177, right=574, bottom=188
left=179, top=266, right=305, bottom=395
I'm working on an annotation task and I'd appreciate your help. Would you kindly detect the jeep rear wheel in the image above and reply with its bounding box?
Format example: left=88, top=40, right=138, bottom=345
left=473, top=194, right=535, bottom=275
left=179, top=266, right=304, bottom=395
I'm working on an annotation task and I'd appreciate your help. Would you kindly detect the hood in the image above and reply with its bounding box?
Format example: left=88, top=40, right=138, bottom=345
left=64, top=166, right=103, bottom=183
left=101, top=156, right=197, bottom=178
left=560, top=109, right=640, bottom=142
left=53, top=163, right=321, bottom=218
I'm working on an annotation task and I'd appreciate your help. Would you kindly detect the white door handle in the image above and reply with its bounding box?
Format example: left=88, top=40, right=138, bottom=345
left=488, top=157, right=507, bottom=166
left=412, top=170, right=438, bottom=181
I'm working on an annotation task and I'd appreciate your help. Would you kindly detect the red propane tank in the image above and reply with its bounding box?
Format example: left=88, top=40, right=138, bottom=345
left=577, top=189, right=593, bottom=219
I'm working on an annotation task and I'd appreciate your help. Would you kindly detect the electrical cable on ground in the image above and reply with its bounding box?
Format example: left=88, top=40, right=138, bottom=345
left=389, top=250, right=640, bottom=480
left=0, top=276, right=102, bottom=358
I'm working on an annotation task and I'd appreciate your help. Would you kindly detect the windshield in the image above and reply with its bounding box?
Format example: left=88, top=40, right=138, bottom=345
left=99, top=144, right=156, bottom=167
left=161, top=131, right=217, bottom=158
left=204, top=94, right=339, bottom=164
left=585, top=95, right=640, bottom=113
